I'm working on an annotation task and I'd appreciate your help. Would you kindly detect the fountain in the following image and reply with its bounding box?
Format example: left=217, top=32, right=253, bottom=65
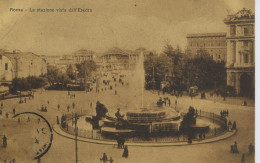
left=96, top=50, right=182, bottom=138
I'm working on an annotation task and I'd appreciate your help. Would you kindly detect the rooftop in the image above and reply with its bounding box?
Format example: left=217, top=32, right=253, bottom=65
left=73, top=49, right=96, bottom=56
left=103, top=47, right=128, bottom=56
left=224, top=8, right=255, bottom=23
left=186, top=33, right=226, bottom=38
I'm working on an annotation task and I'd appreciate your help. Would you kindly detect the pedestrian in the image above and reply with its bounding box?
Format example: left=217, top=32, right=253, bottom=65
left=232, top=121, right=237, bottom=130
left=175, top=99, right=177, bottom=106
left=0, top=109, right=2, bottom=115
left=37, top=118, right=40, bottom=124
left=67, top=105, right=70, bottom=112
left=47, top=100, right=49, bottom=104
left=27, top=116, right=30, bottom=122
left=3, top=135, right=7, bottom=148
left=72, top=102, right=75, bottom=109
left=57, top=104, right=60, bottom=111
left=108, top=157, right=114, bottom=163
left=1, top=102, right=3, bottom=109
left=5, top=112, right=9, bottom=118
left=233, top=141, right=239, bottom=153
left=13, top=108, right=15, bottom=114
left=122, top=146, right=129, bottom=158
left=100, top=153, right=108, bottom=163
left=199, top=133, right=202, bottom=142
left=241, top=153, right=245, bottom=163
left=249, top=143, right=253, bottom=155
left=227, top=110, right=229, bottom=117
left=121, top=138, right=125, bottom=149
left=18, top=118, right=20, bottom=123
left=228, top=120, right=232, bottom=131
left=250, top=143, right=254, bottom=155
left=188, top=137, right=192, bottom=144
left=56, top=116, right=59, bottom=124
left=90, top=102, right=92, bottom=107
left=117, top=138, right=120, bottom=149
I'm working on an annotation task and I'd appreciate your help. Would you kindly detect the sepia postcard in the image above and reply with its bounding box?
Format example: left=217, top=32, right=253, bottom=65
left=0, top=0, right=255, bottom=162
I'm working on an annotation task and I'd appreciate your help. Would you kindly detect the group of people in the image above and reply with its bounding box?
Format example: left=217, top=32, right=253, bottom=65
left=100, top=153, right=114, bottom=163
left=3, top=159, right=16, bottom=163
left=227, top=120, right=237, bottom=132
left=66, top=102, right=76, bottom=112
left=0, top=103, right=16, bottom=119
left=220, top=110, right=229, bottom=117
left=230, top=141, right=239, bottom=153
left=198, top=132, right=206, bottom=141
left=117, top=137, right=125, bottom=149
left=100, top=146, right=128, bottom=162
left=68, top=91, right=75, bottom=98
left=18, top=93, right=34, bottom=104
left=157, top=97, right=171, bottom=107
left=41, top=105, right=48, bottom=112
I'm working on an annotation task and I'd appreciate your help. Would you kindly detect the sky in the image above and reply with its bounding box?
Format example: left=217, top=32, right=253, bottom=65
left=0, top=0, right=255, bottom=56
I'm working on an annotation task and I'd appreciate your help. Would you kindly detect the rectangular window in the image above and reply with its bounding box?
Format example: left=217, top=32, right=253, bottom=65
left=230, top=25, right=236, bottom=35
left=244, top=54, right=249, bottom=63
left=242, top=41, right=248, bottom=47
left=244, top=28, right=248, bottom=35
left=5, top=63, right=8, bottom=70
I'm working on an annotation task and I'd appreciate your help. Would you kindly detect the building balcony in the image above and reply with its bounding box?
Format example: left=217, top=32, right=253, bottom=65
left=234, top=63, right=254, bottom=68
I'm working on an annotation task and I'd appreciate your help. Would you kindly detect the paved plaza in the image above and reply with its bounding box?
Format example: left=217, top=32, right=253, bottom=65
left=0, top=81, right=255, bottom=162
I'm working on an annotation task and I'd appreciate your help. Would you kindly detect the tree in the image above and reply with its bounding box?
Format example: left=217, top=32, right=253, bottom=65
left=47, top=65, right=59, bottom=86
left=47, top=65, right=71, bottom=87
left=27, top=76, right=47, bottom=89
left=163, top=43, right=185, bottom=91
left=75, top=60, right=97, bottom=86
left=11, top=76, right=47, bottom=92
left=144, top=53, right=172, bottom=89
left=183, top=49, right=226, bottom=91
left=66, top=64, right=76, bottom=81
left=12, top=78, right=31, bottom=92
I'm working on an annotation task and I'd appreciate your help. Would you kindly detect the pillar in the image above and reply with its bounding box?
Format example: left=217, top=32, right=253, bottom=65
left=235, top=41, right=240, bottom=66
left=235, top=72, right=240, bottom=95
left=226, top=71, right=231, bottom=86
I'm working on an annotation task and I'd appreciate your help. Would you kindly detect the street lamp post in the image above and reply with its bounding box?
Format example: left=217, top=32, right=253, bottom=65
left=73, top=113, right=79, bottom=163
